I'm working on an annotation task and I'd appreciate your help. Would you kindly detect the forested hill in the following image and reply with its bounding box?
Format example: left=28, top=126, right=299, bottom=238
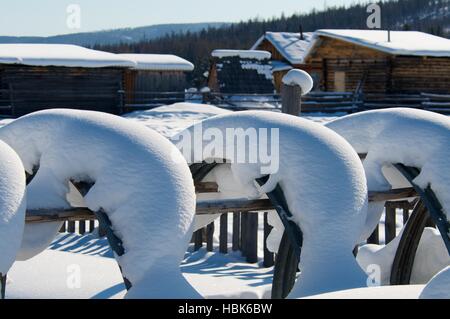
left=0, top=23, right=228, bottom=46
left=96, top=0, right=450, bottom=86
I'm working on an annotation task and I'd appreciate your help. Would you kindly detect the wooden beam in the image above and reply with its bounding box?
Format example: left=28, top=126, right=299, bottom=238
left=25, top=186, right=419, bottom=224
left=26, top=207, right=94, bottom=223
left=194, top=182, right=218, bottom=193
left=196, top=199, right=273, bottom=215
left=196, top=182, right=417, bottom=201
left=368, top=187, right=417, bottom=202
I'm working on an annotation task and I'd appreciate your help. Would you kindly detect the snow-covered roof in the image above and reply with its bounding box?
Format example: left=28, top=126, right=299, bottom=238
left=0, top=44, right=136, bottom=68
left=251, top=32, right=314, bottom=65
left=310, top=29, right=450, bottom=57
left=0, top=44, right=195, bottom=71
left=118, top=54, right=194, bottom=71
left=211, top=50, right=271, bottom=61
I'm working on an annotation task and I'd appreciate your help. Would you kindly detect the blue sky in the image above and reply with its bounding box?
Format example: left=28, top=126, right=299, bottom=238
left=0, top=0, right=362, bottom=36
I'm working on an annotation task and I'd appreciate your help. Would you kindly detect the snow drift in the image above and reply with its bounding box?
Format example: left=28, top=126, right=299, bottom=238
left=0, top=109, right=199, bottom=298
left=327, top=108, right=450, bottom=240
left=173, top=111, right=368, bottom=297
left=0, top=141, right=26, bottom=275
left=420, top=266, right=450, bottom=299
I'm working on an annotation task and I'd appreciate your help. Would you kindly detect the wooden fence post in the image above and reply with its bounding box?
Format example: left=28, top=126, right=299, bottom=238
left=67, top=221, right=75, bottom=233
left=241, top=213, right=248, bottom=256
left=281, top=69, right=313, bottom=116
left=246, top=212, right=258, bottom=263
left=385, top=202, right=396, bottom=244
left=281, top=83, right=302, bottom=116
left=193, top=229, right=203, bottom=251
left=89, top=220, right=95, bottom=232
left=206, top=222, right=214, bottom=252
left=219, top=213, right=228, bottom=254
left=263, top=212, right=274, bottom=267
left=232, top=212, right=240, bottom=251
left=79, top=221, right=86, bottom=235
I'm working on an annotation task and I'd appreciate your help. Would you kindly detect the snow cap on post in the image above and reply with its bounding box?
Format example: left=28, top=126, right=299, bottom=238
left=282, top=69, right=313, bottom=95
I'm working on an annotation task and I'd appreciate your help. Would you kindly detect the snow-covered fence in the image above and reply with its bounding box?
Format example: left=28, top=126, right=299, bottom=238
left=204, top=91, right=362, bottom=113
left=188, top=199, right=419, bottom=267
left=362, top=93, right=450, bottom=114
left=59, top=220, right=96, bottom=234
left=192, top=211, right=267, bottom=265
left=123, top=91, right=187, bottom=112
left=367, top=200, right=417, bottom=245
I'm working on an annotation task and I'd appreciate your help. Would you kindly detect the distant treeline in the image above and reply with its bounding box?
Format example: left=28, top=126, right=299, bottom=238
left=96, top=0, right=450, bottom=87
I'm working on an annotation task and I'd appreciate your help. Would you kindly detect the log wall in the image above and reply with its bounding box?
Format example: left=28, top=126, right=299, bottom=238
left=123, top=70, right=188, bottom=106
left=305, top=37, right=450, bottom=94
left=0, top=65, right=123, bottom=116
left=391, top=56, right=450, bottom=94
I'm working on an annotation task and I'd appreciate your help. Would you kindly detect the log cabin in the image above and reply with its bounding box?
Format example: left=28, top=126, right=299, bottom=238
left=207, top=50, right=275, bottom=95
left=119, top=53, right=193, bottom=109
left=0, top=44, right=194, bottom=117
left=251, top=32, right=314, bottom=92
left=252, top=30, right=450, bottom=95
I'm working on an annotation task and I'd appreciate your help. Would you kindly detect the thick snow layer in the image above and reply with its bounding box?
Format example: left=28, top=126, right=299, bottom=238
left=212, top=50, right=271, bottom=61
left=173, top=111, right=368, bottom=297
left=420, top=266, right=450, bottom=299
left=357, top=227, right=450, bottom=285
left=0, top=141, right=26, bottom=274
left=327, top=108, right=450, bottom=239
left=0, top=109, right=199, bottom=298
left=311, top=29, right=450, bottom=57
left=123, top=103, right=231, bottom=138
left=251, top=32, right=313, bottom=65
left=118, top=54, right=194, bottom=71
left=282, top=69, right=313, bottom=95
left=0, top=44, right=136, bottom=68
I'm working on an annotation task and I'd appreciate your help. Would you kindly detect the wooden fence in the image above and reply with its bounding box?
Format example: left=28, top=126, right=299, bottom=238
left=204, top=91, right=450, bottom=114
left=1, top=87, right=450, bottom=116
left=191, top=200, right=420, bottom=267
left=59, top=200, right=418, bottom=268
left=362, top=93, right=450, bottom=114
left=59, top=220, right=97, bottom=235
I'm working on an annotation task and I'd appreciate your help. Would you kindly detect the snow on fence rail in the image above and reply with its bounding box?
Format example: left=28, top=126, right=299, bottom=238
left=38, top=177, right=418, bottom=267
left=53, top=200, right=419, bottom=267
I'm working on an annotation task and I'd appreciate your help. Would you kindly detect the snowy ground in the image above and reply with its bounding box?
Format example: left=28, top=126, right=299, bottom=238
left=7, top=233, right=272, bottom=299
left=303, top=285, right=424, bottom=299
